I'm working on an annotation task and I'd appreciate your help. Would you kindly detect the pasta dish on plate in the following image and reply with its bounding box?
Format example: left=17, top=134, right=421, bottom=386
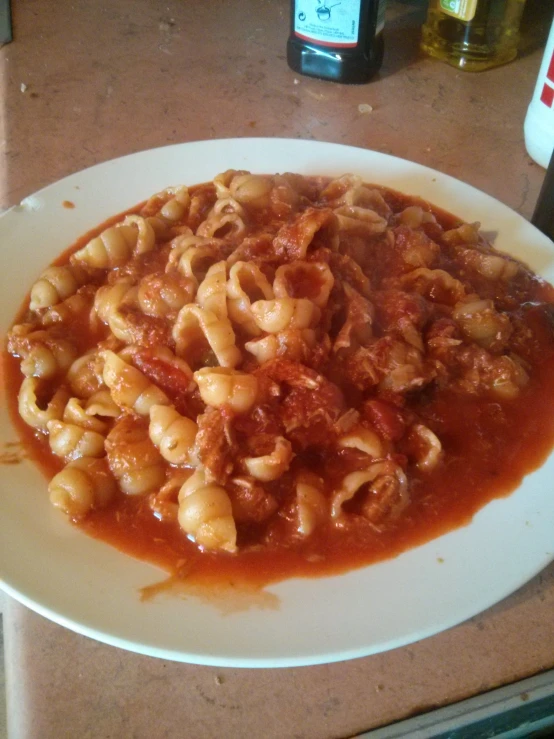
left=5, top=170, right=554, bottom=586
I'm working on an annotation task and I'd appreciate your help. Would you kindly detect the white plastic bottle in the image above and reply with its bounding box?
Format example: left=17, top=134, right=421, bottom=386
left=524, top=15, right=554, bottom=168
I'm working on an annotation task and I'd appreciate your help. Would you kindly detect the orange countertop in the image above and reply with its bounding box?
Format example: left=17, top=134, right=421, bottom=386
left=2, top=1, right=554, bottom=737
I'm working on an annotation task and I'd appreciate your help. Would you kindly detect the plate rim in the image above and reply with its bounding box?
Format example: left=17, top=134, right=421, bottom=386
left=2, top=137, right=554, bottom=668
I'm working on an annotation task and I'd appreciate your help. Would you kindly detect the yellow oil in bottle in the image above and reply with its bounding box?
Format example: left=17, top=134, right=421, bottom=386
left=421, top=0, right=526, bottom=71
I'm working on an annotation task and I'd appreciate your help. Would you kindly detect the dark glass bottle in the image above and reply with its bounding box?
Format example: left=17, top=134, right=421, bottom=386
left=287, top=0, right=386, bottom=84
left=532, top=151, right=554, bottom=243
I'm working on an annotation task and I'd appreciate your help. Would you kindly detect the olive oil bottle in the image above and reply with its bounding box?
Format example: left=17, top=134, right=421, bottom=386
left=421, top=0, right=526, bottom=72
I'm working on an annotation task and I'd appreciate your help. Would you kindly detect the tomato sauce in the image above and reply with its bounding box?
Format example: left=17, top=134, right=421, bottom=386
left=5, top=179, right=554, bottom=589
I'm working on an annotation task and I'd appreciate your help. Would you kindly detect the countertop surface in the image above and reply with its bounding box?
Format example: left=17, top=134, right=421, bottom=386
left=2, top=1, right=554, bottom=737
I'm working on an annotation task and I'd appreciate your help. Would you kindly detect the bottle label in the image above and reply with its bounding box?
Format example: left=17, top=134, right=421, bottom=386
left=439, top=0, right=477, bottom=22
left=293, top=0, right=363, bottom=48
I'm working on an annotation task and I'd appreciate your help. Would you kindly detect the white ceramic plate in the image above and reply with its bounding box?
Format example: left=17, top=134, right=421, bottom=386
left=1, top=138, right=554, bottom=668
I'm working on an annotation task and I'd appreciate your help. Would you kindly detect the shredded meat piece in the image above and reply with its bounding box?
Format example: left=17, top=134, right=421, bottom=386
left=256, top=357, right=326, bottom=390
left=374, top=289, right=430, bottom=350
left=300, top=331, right=332, bottom=371
left=268, top=173, right=323, bottom=220
left=105, top=415, right=163, bottom=479
left=328, top=251, right=372, bottom=296
left=362, top=399, right=406, bottom=442
left=148, top=468, right=190, bottom=523
left=227, top=476, right=278, bottom=524
left=111, top=246, right=166, bottom=283
left=426, top=318, right=463, bottom=350
left=343, top=337, right=434, bottom=394
left=233, top=401, right=284, bottom=439
left=195, top=407, right=236, bottom=485
left=342, top=347, right=380, bottom=390
left=255, top=358, right=345, bottom=449
left=281, top=391, right=342, bottom=449
left=281, top=380, right=345, bottom=449
left=334, top=408, right=360, bottom=435
left=449, top=345, right=528, bottom=397
left=305, top=247, right=371, bottom=296
left=131, top=348, right=201, bottom=418
left=273, top=207, right=339, bottom=261
left=333, top=284, right=375, bottom=353
left=425, top=315, right=528, bottom=396
left=114, top=307, right=173, bottom=348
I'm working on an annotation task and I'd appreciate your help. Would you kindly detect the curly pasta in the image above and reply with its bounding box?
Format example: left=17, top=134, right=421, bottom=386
left=102, top=350, right=169, bottom=414
left=72, top=224, right=139, bottom=269
left=251, top=298, right=319, bottom=333
left=226, top=261, right=274, bottom=336
left=196, top=261, right=228, bottom=319
left=66, top=351, right=105, bottom=399
left=8, top=326, right=77, bottom=380
left=230, top=173, right=272, bottom=209
left=94, top=280, right=139, bottom=344
left=84, top=389, right=121, bottom=419
left=148, top=185, right=191, bottom=224
left=177, top=469, right=237, bottom=553
left=18, top=377, right=68, bottom=431
left=244, top=329, right=316, bottom=363
left=334, top=205, right=388, bottom=237
left=243, top=436, right=293, bottom=482
left=149, top=404, right=198, bottom=465
left=49, top=457, right=116, bottom=518
left=29, top=264, right=86, bottom=312
left=137, top=272, right=195, bottom=318
left=62, top=397, right=108, bottom=433
left=176, top=243, right=221, bottom=287
left=194, top=367, right=258, bottom=413
left=121, top=215, right=158, bottom=255
left=105, top=416, right=166, bottom=495
left=273, top=261, right=334, bottom=309
left=47, top=420, right=106, bottom=461
left=196, top=211, right=247, bottom=240
left=331, top=461, right=409, bottom=525
left=296, top=474, right=327, bottom=537
left=338, top=425, right=384, bottom=458
left=42, top=287, right=96, bottom=327
left=172, top=304, right=241, bottom=368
